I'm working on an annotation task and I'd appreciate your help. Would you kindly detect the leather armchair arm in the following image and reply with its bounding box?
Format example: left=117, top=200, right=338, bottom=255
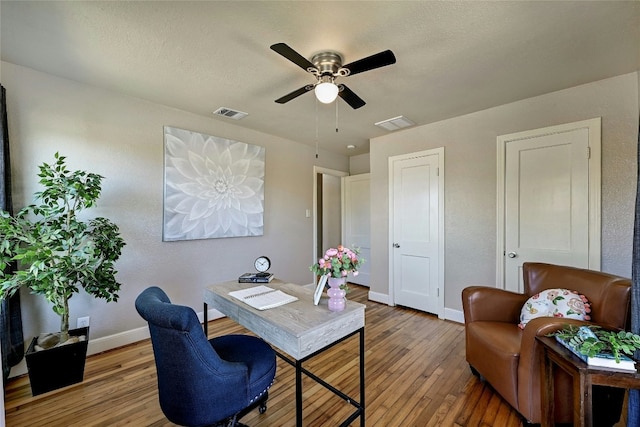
left=462, top=286, right=528, bottom=324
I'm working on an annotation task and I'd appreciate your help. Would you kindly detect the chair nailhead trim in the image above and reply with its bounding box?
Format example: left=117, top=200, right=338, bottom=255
left=249, top=380, right=274, bottom=403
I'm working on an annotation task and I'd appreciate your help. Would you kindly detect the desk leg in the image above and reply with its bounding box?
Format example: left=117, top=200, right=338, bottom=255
left=274, top=328, right=364, bottom=426
left=541, top=348, right=554, bottom=427
left=203, top=303, right=208, bottom=337
left=296, top=359, right=303, bottom=427
left=360, top=327, right=365, bottom=427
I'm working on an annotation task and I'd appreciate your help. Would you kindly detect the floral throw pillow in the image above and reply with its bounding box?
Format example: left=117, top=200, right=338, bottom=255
left=518, top=288, right=591, bottom=329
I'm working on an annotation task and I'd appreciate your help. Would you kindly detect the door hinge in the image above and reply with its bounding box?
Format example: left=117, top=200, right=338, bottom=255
left=436, top=167, right=440, bottom=177
left=437, top=288, right=440, bottom=297
left=587, top=146, right=591, bottom=159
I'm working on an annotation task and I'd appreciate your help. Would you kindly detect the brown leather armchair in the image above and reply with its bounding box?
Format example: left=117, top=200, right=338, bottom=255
left=462, top=262, right=631, bottom=425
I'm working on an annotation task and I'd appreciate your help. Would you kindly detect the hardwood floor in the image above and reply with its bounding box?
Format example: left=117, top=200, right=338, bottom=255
left=2, top=285, right=628, bottom=426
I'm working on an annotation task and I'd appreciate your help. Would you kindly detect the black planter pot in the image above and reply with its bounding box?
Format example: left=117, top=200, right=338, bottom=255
left=25, top=326, right=89, bottom=396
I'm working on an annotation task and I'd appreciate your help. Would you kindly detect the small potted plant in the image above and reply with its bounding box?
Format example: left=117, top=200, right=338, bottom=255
left=552, top=324, right=640, bottom=364
left=0, top=153, right=125, bottom=394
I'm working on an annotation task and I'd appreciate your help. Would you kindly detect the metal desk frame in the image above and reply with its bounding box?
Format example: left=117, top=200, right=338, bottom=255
left=203, top=282, right=365, bottom=426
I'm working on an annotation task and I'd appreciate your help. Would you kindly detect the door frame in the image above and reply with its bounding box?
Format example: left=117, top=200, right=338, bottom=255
left=312, top=166, right=349, bottom=280
left=496, top=117, right=602, bottom=289
left=388, top=147, right=445, bottom=318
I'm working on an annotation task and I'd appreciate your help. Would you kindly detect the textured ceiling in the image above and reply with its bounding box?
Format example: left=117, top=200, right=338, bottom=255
left=1, top=1, right=639, bottom=156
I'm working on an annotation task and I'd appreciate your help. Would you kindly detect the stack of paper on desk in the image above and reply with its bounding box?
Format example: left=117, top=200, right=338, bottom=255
left=229, top=285, right=298, bottom=310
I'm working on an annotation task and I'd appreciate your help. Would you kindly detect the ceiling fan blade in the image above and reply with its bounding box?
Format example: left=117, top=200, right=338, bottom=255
left=338, top=84, right=366, bottom=109
left=270, top=43, right=317, bottom=72
left=342, top=49, right=396, bottom=76
left=275, top=85, right=314, bottom=104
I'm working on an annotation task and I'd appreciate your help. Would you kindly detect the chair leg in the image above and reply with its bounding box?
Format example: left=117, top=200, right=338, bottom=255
left=218, top=392, right=269, bottom=427
left=218, top=415, right=249, bottom=427
left=469, top=364, right=480, bottom=377
left=469, top=364, right=486, bottom=382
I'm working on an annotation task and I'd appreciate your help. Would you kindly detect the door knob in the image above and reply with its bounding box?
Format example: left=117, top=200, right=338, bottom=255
left=507, top=252, right=517, bottom=258
left=393, top=243, right=400, bottom=248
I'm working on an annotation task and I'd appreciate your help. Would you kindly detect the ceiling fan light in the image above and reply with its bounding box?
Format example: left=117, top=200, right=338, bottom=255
left=315, top=82, right=339, bottom=104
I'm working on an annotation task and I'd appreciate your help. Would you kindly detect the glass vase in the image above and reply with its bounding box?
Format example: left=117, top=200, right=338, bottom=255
left=327, top=276, right=347, bottom=312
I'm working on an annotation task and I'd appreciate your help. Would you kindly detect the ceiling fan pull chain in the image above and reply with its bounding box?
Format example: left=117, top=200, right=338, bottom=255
left=315, top=98, right=319, bottom=159
left=335, top=100, right=339, bottom=133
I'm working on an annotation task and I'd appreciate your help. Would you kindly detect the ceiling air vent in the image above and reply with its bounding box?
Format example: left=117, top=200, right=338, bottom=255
left=374, top=115, right=415, bottom=131
left=213, top=107, right=248, bottom=120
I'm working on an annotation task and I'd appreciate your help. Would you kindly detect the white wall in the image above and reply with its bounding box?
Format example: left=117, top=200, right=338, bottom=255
left=1, top=61, right=348, bottom=349
left=349, top=153, right=370, bottom=175
left=370, top=72, right=639, bottom=314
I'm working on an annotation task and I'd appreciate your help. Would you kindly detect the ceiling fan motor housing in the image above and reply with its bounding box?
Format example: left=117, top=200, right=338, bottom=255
left=311, top=51, right=346, bottom=77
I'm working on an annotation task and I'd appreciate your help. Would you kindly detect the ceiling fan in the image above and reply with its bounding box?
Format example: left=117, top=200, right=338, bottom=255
left=270, top=43, right=396, bottom=109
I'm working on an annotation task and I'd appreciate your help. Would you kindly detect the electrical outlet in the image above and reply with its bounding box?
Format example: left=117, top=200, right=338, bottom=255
left=77, top=316, right=90, bottom=328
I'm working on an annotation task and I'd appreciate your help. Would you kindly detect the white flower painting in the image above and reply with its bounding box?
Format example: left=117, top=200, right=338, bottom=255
left=163, top=127, right=265, bottom=241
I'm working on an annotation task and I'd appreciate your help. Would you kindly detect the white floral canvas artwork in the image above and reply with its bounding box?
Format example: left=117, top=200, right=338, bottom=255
left=163, top=126, right=265, bottom=241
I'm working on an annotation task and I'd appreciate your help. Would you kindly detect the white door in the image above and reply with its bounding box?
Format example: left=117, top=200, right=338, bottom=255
left=390, top=148, right=444, bottom=316
left=498, top=118, right=601, bottom=292
left=343, top=174, right=370, bottom=286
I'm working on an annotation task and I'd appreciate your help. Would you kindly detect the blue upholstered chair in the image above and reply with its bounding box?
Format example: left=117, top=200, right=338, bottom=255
left=135, top=286, right=276, bottom=427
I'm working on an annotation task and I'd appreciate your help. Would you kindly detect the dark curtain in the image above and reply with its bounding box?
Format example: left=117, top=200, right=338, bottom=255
left=0, top=84, right=24, bottom=382
left=630, top=114, right=640, bottom=426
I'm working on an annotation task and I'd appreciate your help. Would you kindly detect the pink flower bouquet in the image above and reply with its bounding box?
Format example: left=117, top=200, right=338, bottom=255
left=310, top=245, right=363, bottom=280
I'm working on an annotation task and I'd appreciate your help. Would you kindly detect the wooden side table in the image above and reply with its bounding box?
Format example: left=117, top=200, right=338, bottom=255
left=537, top=335, right=640, bottom=427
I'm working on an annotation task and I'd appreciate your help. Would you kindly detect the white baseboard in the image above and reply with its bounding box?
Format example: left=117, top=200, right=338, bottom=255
left=368, top=291, right=389, bottom=305
left=367, top=291, right=464, bottom=324
left=9, top=308, right=224, bottom=379
left=444, top=308, right=465, bottom=324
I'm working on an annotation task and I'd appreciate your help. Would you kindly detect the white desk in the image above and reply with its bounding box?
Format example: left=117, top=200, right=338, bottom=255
left=204, top=279, right=366, bottom=426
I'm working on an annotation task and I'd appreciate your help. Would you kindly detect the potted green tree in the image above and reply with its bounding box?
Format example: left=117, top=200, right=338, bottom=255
left=0, top=153, right=125, bottom=394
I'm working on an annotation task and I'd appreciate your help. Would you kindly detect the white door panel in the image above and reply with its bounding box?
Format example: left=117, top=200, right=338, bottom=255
left=344, top=174, right=370, bottom=286
left=390, top=149, right=443, bottom=316
left=499, top=119, right=600, bottom=292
